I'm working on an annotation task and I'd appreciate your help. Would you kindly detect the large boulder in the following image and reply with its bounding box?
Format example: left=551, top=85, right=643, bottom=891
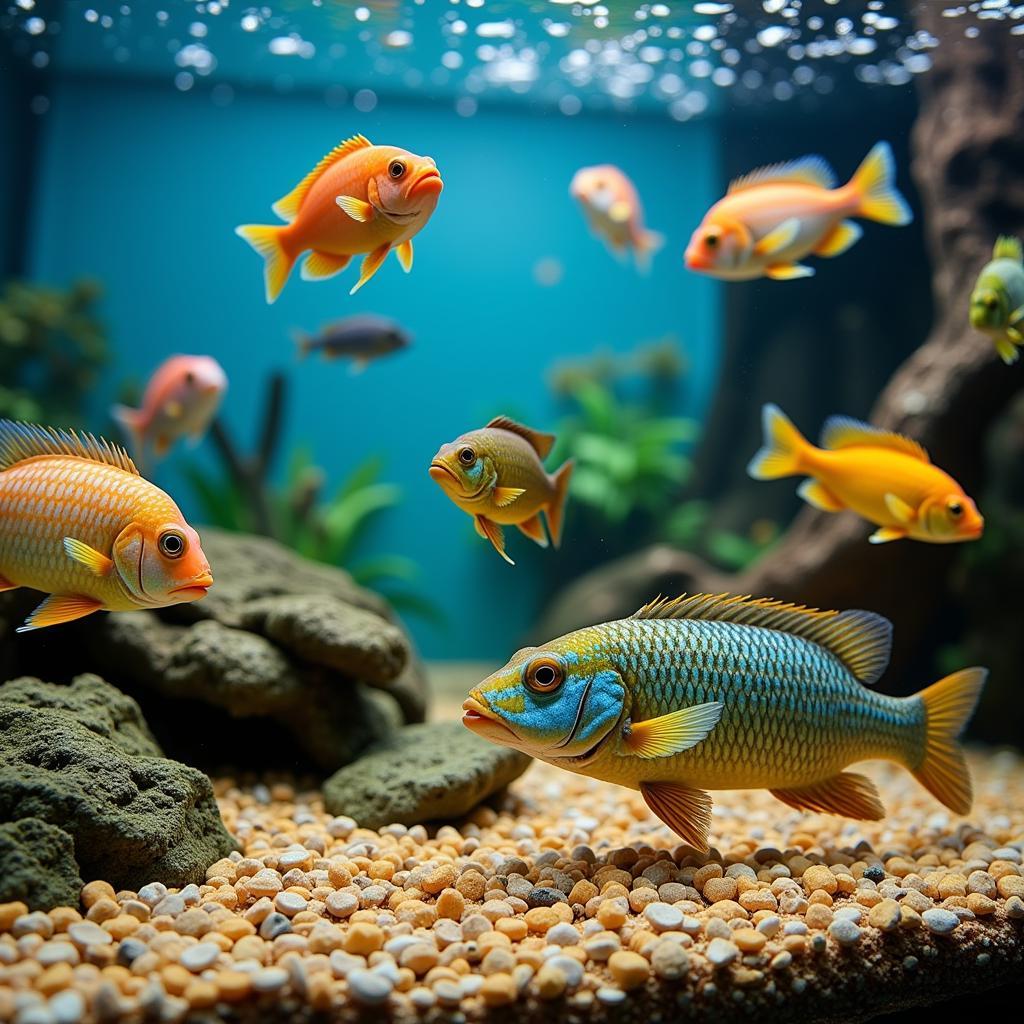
left=324, top=722, right=532, bottom=830
left=0, top=678, right=236, bottom=893
left=1, top=529, right=429, bottom=770
left=0, top=818, right=83, bottom=911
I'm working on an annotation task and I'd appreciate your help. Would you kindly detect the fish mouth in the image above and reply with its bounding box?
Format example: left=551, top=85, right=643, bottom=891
left=409, top=167, right=443, bottom=198
left=462, top=696, right=518, bottom=743
left=172, top=571, right=213, bottom=599
left=684, top=249, right=711, bottom=270
left=429, top=461, right=460, bottom=487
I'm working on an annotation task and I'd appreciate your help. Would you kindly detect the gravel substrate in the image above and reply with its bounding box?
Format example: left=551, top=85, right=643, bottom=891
left=2, top=750, right=1023, bottom=1023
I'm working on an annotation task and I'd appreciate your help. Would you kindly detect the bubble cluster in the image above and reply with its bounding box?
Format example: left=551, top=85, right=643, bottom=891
left=2, top=0, right=1022, bottom=118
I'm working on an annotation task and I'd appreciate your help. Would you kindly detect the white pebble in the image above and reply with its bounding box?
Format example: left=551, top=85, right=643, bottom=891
left=179, top=942, right=220, bottom=972
left=49, top=989, right=85, bottom=1024
left=547, top=955, right=584, bottom=988
left=833, top=906, right=863, bottom=923
left=347, top=968, right=393, bottom=1005
left=922, top=908, right=959, bottom=935
left=596, top=986, right=627, bottom=1005
left=643, top=902, right=684, bottom=932
left=545, top=923, right=580, bottom=947
left=828, top=919, right=862, bottom=946
left=252, top=967, right=289, bottom=992
left=66, top=923, right=112, bottom=948
left=274, top=892, right=308, bottom=916
left=756, top=914, right=781, bottom=937
left=706, top=938, right=739, bottom=967
left=327, top=816, right=356, bottom=839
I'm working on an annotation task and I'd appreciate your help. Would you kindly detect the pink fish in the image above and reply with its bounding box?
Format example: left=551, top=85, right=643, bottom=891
left=112, top=355, right=227, bottom=462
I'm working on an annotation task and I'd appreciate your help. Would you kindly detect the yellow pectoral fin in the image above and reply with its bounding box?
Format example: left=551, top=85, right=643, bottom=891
left=754, top=217, right=801, bottom=257
left=883, top=492, right=916, bottom=525
left=797, top=479, right=844, bottom=513
left=17, top=593, right=104, bottom=632
left=813, top=219, right=862, bottom=258
left=639, top=781, right=713, bottom=853
left=765, top=262, right=815, bottom=281
left=476, top=516, right=514, bottom=565
left=624, top=701, right=723, bottom=759
left=995, top=335, right=1021, bottom=364
left=396, top=240, right=413, bottom=273
left=609, top=200, right=632, bottom=224
left=492, top=486, right=525, bottom=508
left=63, top=538, right=114, bottom=576
left=164, top=400, right=183, bottom=419
left=771, top=772, right=884, bottom=820
left=516, top=512, right=549, bottom=548
left=350, top=243, right=391, bottom=295
left=336, top=195, right=375, bottom=222
left=302, top=251, right=352, bottom=281
left=869, top=526, right=906, bottom=544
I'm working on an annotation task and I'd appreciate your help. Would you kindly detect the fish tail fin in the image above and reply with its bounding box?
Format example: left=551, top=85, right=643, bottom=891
left=235, top=223, right=295, bottom=303
left=110, top=404, right=144, bottom=454
left=635, top=229, right=665, bottom=274
left=910, top=667, right=987, bottom=815
left=545, top=459, right=574, bottom=548
left=747, top=403, right=808, bottom=480
left=849, top=142, right=912, bottom=227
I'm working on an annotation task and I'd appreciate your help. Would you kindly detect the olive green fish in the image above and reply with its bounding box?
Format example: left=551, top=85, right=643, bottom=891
left=969, top=235, right=1024, bottom=364
left=463, top=593, right=986, bottom=851
left=429, top=416, right=573, bottom=565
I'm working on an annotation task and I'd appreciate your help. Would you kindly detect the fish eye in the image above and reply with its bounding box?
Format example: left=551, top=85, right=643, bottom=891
left=184, top=371, right=195, bottom=384
left=525, top=657, right=564, bottom=695
left=705, top=233, right=719, bottom=248
left=158, top=530, right=187, bottom=559
left=388, top=159, right=407, bottom=180
left=458, top=446, right=476, bottom=466
left=948, top=501, right=964, bottom=518
left=986, top=295, right=998, bottom=309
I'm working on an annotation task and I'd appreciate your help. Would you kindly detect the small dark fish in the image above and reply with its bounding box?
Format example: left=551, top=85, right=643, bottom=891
left=293, top=315, right=411, bottom=372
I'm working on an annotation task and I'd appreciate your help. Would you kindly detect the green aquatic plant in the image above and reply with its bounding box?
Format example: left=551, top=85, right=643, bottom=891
left=0, top=278, right=107, bottom=424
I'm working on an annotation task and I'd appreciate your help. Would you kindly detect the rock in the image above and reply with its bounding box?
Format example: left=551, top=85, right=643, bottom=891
left=0, top=675, right=161, bottom=758
left=0, top=818, right=83, bottom=911
left=0, top=701, right=236, bottom=892
left=323, top=722, right=532, bottom=829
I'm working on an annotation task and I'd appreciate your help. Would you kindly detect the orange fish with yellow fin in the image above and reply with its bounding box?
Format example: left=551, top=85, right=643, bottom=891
left=236, top=134, right=443, bottom=302
left=748, top=405, right=983, bottom=545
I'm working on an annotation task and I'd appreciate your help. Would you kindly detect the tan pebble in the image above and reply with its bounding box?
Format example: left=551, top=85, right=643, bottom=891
left=327, top=863, right=352, bottom=888
left=608, top=950, right=649, bottom=991
left=693, top=864, right=724, bottom=890
left=899, top=907, right=922, bottom=929
left=216, top=970, right=253, bottom=1001
left=455, top=870, right=487, bottom=901
left=217, top=918, right=256, bottom=942
left=206, top=859, right=237, bottom=883
left=801, top=865, right=837, bottom=895
left=568, top=880, right=598, bottom=906
left=0, top=902, right=28, bottom=932
left=804, top=904, right=833, bottom=930
left=496, top=918, right=528, bottom=940
left=733, top=928, right=767, bottom=953
left=534, top=964, right=567, bottom=999
left=702, top=877, right=738, bottom=903
left=36, top=961, right=74, bottom=996
left=232, top=936, right=267, bottom=963
left=782, top=935, right=806, bottom=955
left=937, top=874, right=967, bottom=899
left=85, top=898, right=119, bottom=924
left=185, top=979, right=220, bottom=1009
left=868, top=899, right=901, bottom=932
left=344, top=923, right=384, bottom=955
left=48, top=907, right=82, bottom=933
left=436, top=889, right=464, bottom=921
left=480, top=971, right=517, bottom=1006
left=396, top=900, right=437, bottom=928
left=966, top=893, right=996, bottom=916
left=81, top=881, right=117, bottom=909
left=162, top=964, right=193, bottom=996
left=734, top=967, right=763, bottom=987
left=421, top=865, right=457, bottom=895
left=989, top=861, right=1020, bottom=881
left=401, top=942, right=440, bottom=975
left=524, top=907, right=559, bottom=934
left=704, top=900, right=748, bottom=921
left=628, top=889, right=659, bottom=913
left=596, top=898, right=628, bottom=930
left=739, top=889, right=777, bottom=913
left=997, top=875, right=1024, bottom=899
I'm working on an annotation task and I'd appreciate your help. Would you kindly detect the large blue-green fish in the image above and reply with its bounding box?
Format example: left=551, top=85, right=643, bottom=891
left=463, top=594, right=986, bottom=851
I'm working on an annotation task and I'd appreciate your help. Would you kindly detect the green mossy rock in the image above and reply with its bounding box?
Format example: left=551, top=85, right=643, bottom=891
left=0, top=818, right=83, bottom=911
left=0, top=701, right=237, bottom=892
left=0, top=674, right=162, bottom=758
left=323, top=722, right=532, bottom=829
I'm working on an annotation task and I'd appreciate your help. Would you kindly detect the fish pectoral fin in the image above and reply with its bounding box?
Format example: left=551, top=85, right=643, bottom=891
left=476, top=516, right=514, bottom=565
left=164, top=400, right=183, bottom=419
left=765, top=262, right=815, bottom=281
left=609, top=200, right=632, bottom=224
left=869, top=526, right=907, bottom=544
left=335, top=195, right=375, bottom=222
left=1008, top=305, right=1024, bottom=328
left=396, top=240, right=414, bottom=273
left=516, top=512, right=549, bottom=548
left=349, top=358, right=369, bottom=376
left=153, top=435, right=171, bottom=458
left=302, top=251, right=352, bottom=281
left=770, top=772, right=885, bottom=820
left=995, top=335, right=1021, bottom=364
left=883, top=492, right=916, bottom=525
left=639, top=782, right=713, bottom=853
left=16, top=593, right=104, bottom=633
left=492, top=487, right=526, bottom=508
left=0, top=574, right=17, bottom=592
left=813, top=219, right=863, bottom=258
left=63, top=538, right=114, bottom=576
left=350, top=243, right=391, bottom=295
left=797, top=479, right=844, bottom=513
left=625, top=702, right=724, bottom=759
left=754, top=217, right=801, bottom=257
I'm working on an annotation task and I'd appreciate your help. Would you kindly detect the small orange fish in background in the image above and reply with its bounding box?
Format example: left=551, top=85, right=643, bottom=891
left=570, top=165, right=664, bottom=272
left=0, top=421, right=212, bottom=631
left=685, top=142, right=912, bottom=281
left=112, top=354, right=227, bottom=463
left=748, top=404, right=983, bottom=545
left=236, top=134, right=443, bottom=303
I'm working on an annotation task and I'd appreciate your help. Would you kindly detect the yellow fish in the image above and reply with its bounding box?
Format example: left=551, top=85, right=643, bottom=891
left=429, top=417, right=573, bottom=565
left=684, top=142, right=911, bottom=281
left=748, top=404, right=983, bottom=544
left=236, top=134, right=443, bottom=303
left=464, top=593, right=987, bottom=852
left=0, top=421, right=212, bottom=631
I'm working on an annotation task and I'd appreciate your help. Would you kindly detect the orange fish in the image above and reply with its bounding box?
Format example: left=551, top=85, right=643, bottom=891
left=112, top=354, right=227, bottom=463
left=236, top=134, right=443, bottom=303
left=748, top=405, right=983, bottom=545
left=570, top=165, right=663, bottom=272
left=684, top=142, right=911, bottom=281
left=0, top=421, right=213, bottom=631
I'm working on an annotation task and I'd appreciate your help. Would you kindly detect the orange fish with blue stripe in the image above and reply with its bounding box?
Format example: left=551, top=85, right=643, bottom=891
left=0, top=421, right=212, bottom=631
left=464, top=593, right=987, bottom=852
left=748, top=404, right=983, bottom=545
left=236, top=134, right=443, bottom=303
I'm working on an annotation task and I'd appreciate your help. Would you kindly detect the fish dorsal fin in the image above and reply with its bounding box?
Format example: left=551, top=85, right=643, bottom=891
left=486, top=416, right=555, bottom=459
left=0, top=420, right=139, bottom=475
left=631, top=593, right=892, bottom=686
left=728, top=155, right=837, bottom=195
left=994, top=234, right=1023, bottom=263
left=272, top=134, right=373, bottom=221
left=820, top=415, right=929, bottom=462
